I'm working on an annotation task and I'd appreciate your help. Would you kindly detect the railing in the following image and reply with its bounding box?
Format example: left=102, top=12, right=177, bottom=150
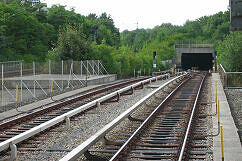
left=174, top=43, right=213, bottom=48
left=0, top=60, right=109, bottom=107
left=219, top=64, right=242, bottom=88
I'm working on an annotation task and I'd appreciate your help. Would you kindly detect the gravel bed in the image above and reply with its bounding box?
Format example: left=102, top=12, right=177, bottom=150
left=81, top=74, right=212, bottom=161
left=76, top=79, right=179, bottom=161
left=224, top=88, right=242, bottom=144
left=198, top=75, right=213, bottom=161
left=16, top=77, right=175, bottom=161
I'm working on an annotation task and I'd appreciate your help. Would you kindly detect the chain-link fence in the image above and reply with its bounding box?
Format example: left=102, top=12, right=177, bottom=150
left=219, top=64, right=242, bottom=88
left=0, top=60, right=109, bottom=108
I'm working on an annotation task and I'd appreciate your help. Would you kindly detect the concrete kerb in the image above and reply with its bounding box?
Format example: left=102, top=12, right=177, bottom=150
left=212, top=73, right=242, bottom=161
left=0, top=74, right=117, bottom=112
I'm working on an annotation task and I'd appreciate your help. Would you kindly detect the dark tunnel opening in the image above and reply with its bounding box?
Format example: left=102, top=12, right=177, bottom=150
left=181, top=53, right=214, bottom=70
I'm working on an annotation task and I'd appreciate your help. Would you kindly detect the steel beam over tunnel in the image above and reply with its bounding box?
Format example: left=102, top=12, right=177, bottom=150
left=175, top=44, right=216, bottom=70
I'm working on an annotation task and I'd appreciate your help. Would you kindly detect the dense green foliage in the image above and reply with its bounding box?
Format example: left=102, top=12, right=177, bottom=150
left=51, top=25, right=91, bottom=61
left=0, top=0, right=119, bottom=63
left=120, top=11, right=233, bottom=72
left=0, top=0, right=55, bottom=61
left=216, top=31, right=242, bottom=71
left=0, top=0, right=241, bottom=76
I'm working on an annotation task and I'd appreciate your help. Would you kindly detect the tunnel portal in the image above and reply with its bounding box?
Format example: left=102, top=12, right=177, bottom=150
left=175, top=44, right=215, bottom=71
left=181, top=53, right=214, bottom=70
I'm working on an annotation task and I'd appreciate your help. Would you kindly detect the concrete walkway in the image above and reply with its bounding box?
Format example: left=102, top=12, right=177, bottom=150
left=0, top=85, right=100, bottom=121
left=212, top=73, right=242, bottom=161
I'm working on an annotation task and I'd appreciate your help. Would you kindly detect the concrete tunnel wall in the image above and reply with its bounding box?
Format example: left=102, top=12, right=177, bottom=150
left=176, top=47, right=215, bottom=70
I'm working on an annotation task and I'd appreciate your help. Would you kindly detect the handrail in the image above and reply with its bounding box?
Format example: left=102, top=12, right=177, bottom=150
left=59, top=74, right=187, bottom=161
left=225, top=72, right=242, bottom=74
left=220, top=64, right=226, bottom=73
left=219, top=64, right=242, bottom=88
left=0, top=74, right=172, bottom=153
left=220, top=64, right=242, bottom=74
left=0, top=61, right=23, bottom=64
left=178, top=74, right=206, bottom=161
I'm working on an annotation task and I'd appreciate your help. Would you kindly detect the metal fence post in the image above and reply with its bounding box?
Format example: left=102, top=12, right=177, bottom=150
left=86, top=60, right=88, bottom=86
left=92, top=60, right=95, bottom=75
left=20, top=61, right=23, bottom=102
left=80, top=61, right=82, bottom=77
left=72, top=60, right=74, bottom=74
left=1, top=63, right=4, bottom=106
left=62, top=60, right=64, bottom=90
left=49, top=60, right=51, bottom=92
left=98, top=60, right=100, bottom=75
left=225, top=73, right=227, bottom=88
left=33, top=61, right=36, bottom=97
left=71, top=60, right=74, bottom=84
left=87, top=60, right=89, bottom=77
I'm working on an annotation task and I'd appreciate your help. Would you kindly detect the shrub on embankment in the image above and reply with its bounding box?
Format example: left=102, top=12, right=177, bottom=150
left=217, top=31, right=242, bottom=72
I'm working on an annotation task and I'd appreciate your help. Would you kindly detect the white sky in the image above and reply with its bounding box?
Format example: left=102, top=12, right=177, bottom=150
left=43, top=0, right=229, bottom=31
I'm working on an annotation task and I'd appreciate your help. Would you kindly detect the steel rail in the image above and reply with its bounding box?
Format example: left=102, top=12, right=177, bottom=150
left=0, top=76, right=150, bottom=128
left=177, top=73, right=206, bottom=161
left=110, top=73, right=204, bottom=161
left=59, top=74, right=187, bottom=161
left=109, top=75, right=189, bottom=161
left=0, top=74, right=173, bottom=153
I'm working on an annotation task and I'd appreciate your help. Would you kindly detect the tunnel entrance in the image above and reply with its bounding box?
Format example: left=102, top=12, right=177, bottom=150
left=181, top=53, right=214, bottom=70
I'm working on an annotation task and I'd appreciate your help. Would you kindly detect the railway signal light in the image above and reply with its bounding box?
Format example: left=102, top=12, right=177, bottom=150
left=153, top=51, right=157, bottom=70
left=153, top=51, right=157, bottom=61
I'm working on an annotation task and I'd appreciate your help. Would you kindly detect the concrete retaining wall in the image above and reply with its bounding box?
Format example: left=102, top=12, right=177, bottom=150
left=3, top=74, right=117, bottom=89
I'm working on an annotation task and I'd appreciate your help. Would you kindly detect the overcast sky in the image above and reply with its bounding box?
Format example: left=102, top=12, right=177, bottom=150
left=43, top=0, right=229, bottom=31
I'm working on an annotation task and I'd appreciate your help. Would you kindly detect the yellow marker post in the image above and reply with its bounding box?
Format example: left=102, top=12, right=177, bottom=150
left=1, top=87, right=3, bottom=106
left=220, top=125, right=225, bottom=161
left=134, top=68, right=136, bottom=78
left=215, top=81, right=218, bottom=106
left=51, top=80, right=54, bottom=93
left=16, top=85, right=18, bottom=102
left=218, top=99, right=220, bottom=124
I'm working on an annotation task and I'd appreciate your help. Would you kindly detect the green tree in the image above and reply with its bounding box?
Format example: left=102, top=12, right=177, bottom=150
left=54, top=25, right=90, bottom=61
left=217, top=31, right=242, bottom=71
left=0, top=0, right=55, bottom=62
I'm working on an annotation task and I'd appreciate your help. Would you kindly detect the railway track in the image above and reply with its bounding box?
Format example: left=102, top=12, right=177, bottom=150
left=59, top=72, right=211, bottom=161
left=0, top=74, right=174, bottom=160
left=0, top=77, right=152, bottom=138
left=110, top=72, right=206, bottom=160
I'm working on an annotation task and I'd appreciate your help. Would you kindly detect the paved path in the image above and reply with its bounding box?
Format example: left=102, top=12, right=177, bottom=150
left=212, top=73, right=242, bottom=161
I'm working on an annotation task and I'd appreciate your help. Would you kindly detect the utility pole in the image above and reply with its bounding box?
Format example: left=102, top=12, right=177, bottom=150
left=91, top=26, right=98, bottom=43
left=135, top=22, right=138, bottom=53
